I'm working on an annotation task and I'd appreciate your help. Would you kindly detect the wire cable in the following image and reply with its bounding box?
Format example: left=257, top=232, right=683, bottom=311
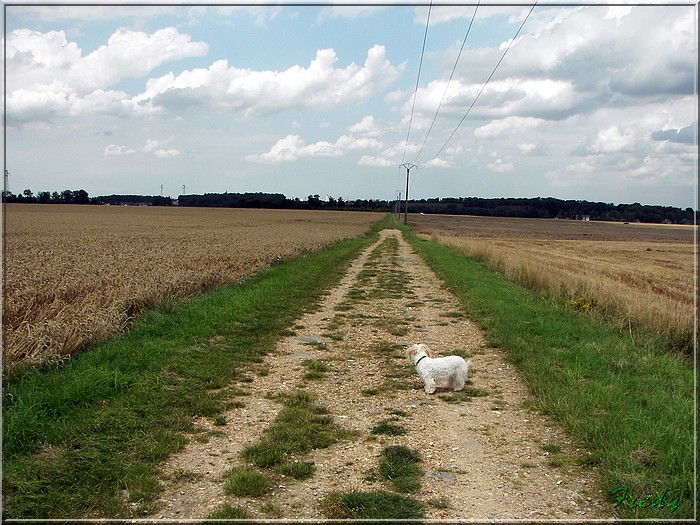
left=414, top=1, right=480, bottom=165
left=428, top=2, right=537, bottom=165
left=400, top=1, right=432, bottom=165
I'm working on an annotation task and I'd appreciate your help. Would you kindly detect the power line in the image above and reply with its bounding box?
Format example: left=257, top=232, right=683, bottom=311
left=428, top=2, right=537, bottom=165
left=414, top=1, right=480, bottom=165
left=400, top=1, right=432, bottom=165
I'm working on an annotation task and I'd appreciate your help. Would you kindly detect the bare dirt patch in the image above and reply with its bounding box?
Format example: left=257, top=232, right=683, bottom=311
left=155, top=229, right=610, bottom=520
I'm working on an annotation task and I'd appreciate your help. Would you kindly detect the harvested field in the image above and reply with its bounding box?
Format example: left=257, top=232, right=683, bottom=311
left=410, top=214, right=696, bottom=351
left=2, top=204, right=383, bottom=367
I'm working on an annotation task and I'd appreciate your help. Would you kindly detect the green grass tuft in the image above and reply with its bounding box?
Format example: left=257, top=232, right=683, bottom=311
left=242, top=390, right=348, bottom=476
left=371, top=420, right=406, bottom=436
left=301, top=359, right=328, bottom=380
left=378, top=445, right=423, bottom=493
left=223, top=467, right=270, bottom=497
left=206, top=503, right=250, bottom=519
left=322, top=490, right=424, bottom=519
left=278, top=461, right=316, bottom=480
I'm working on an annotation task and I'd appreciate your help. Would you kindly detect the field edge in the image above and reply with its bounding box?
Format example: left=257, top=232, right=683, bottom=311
left=398, top=219, right=695, bottom=520
left=1, top=215, right=391, bottom=519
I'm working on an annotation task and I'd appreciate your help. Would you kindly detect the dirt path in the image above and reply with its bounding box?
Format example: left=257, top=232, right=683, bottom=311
left=155, top=229, right=610, bottom=520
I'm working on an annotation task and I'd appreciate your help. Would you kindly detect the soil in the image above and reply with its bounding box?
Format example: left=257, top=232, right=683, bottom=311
left=154, top=228, right=611, bottom=520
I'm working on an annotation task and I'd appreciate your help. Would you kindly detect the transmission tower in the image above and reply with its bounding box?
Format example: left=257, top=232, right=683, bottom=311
left=399, top=163, right=417, bottom=224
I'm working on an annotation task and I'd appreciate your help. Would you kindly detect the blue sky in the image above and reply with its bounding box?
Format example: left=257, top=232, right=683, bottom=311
left=4, top=1, right=698, bottom=208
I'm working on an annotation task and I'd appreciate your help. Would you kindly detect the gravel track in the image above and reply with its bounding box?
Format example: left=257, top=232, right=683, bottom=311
left=156, top=228, right=610, bottom=520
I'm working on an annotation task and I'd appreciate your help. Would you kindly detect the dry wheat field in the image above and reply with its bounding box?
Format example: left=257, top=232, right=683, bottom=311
left=2, top=204, right=383, bottom=367
left=411, top=214, right=696, bottom=350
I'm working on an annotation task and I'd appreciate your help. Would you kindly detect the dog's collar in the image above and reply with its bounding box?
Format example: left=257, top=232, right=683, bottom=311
left=415, top=355, right=428, bottom=367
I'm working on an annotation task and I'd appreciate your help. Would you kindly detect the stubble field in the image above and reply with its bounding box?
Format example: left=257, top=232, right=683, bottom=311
left=2, top=204, right=383, bottom=367
left=410, top=214, right=696, bottom=351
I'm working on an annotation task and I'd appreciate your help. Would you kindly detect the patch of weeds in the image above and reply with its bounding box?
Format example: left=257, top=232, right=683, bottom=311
left=361, top=388, right=380, bottom=396
left=491, top=398, right=507, bottom=411
left=548, top=456, right=565, bottom=468
left=206, top=503, right=250, bottom=519
left=321, top=491, right=424, bottom=519
left=333, top=303, right=354, bottom=312
left=576, top=452, right=602, bottom=467
left=259, top=501, right=284, bottom=518
left=228, top=387, right=250, bottom=397
left=541, top=442, right=570, bottom=468
left=371, top=419, right=406, bottom=436
left=302, top=359, right=327, bottom=380
left=168, top=469, right=202, bottom=482
left=223, top=467, right=269, bottom=497
left=225, top=400, right=245, bottom=409
left=194, top=429, right=225, bottom=444
left=386, top=408, right=408, bottom=417
left=213, top=416, right=227, bottom=426
left=373, top=317, right=410, bottom=337
left=370, top=341, right=398, bottom=354
left=322, top=332, right=343, bottom=341
left=242, top=390, right=349, bottom=477
left=441, top=310, right=466, bottom=318
left=428, top=497, right=451, bottom=509
left=541, top=442, right=562, bottom=454
left=378, top=445, right=423, bottom=493
left=521, top=461, right=537, bottom=469
left=279, top=461, right=315, bottom=480
left=388, top=324, right=410, bottom=337
left=438, top=386, right=489, bottom=403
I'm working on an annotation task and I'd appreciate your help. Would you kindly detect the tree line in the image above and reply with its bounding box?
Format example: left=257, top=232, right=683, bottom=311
left=3, top=189, right=697, bottom=224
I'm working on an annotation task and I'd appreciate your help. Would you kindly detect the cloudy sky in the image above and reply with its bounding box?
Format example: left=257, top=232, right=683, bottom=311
left=4, top=1, right=698, bottom=208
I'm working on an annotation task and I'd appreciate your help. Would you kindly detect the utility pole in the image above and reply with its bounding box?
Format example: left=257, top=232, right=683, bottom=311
left=400, top=163, right=417, bottom=224
left=160, top=184, right=163, bottom=197
left=3, top=169, right=9, bottom=198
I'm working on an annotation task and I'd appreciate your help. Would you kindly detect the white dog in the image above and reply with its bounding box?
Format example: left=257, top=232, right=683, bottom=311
left=406, top=343, right=473, bottom=394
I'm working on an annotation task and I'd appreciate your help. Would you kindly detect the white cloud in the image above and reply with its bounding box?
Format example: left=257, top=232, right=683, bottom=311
left=487, top=159, right=514, bottom=173
left=6, top=27, right=208, bottom=125
left=7, top=27, right=208, bottom=92
left=424, top=157, right=451, bottom=168
left=247, top=131, right=384, bottom=163
left=104, top=138, right=180, bottom=158
left=474, top=116, right=544, bottom=139
left=358, top=155, right=395, bottom=168
left=136, top=45, right=402, bottom=117
left=517, top=143, right=537, bottom=154
left=153, top=149, right=181, bottom=158
left=446, top=5, right=695, bottom=111
left=104, top=144, right=136, bottom=157
left=587, top=126, right=634, bottom=154
left=348, top=115, right=382, bottom=137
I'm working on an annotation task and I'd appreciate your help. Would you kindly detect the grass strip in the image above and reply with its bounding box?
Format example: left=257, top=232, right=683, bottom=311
left=2, top=218, right=390, bottom=519
left=400, top=220, right=694, bottom=520
left=241, top=390, right=350, bottom=473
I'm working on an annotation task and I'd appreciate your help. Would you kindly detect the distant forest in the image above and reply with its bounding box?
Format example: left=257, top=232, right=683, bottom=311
left=3, top=189, right=697, bottom=224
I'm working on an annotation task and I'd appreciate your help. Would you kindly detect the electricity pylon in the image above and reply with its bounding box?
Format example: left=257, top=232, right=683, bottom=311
left=400, top=163, right=417, bottom=224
